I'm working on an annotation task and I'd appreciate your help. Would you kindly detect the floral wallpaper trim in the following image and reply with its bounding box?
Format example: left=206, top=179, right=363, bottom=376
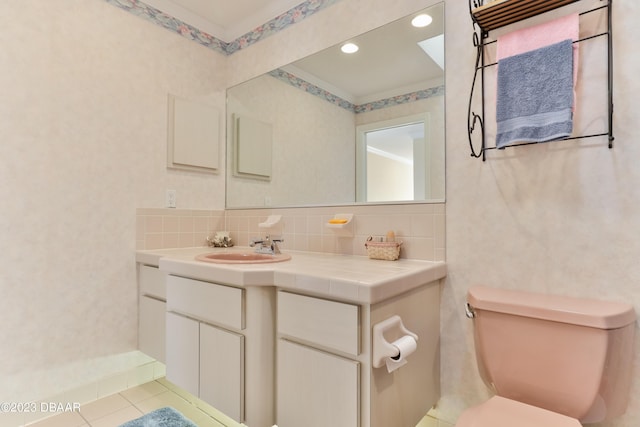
left=355, top=85, right=445, bottom=113
left=226, top=0, right=341, bottom=54
left=269, top=68, right=445, bottom=113
left=103, top=0, right=340, bottom=55
left=104, top=0, right=227, bottom=54
left=268, top=68, right=356, bottom=111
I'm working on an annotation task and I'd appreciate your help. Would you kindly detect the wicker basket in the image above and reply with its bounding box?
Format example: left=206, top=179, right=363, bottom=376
left=365, top=240, right=402, bottom=261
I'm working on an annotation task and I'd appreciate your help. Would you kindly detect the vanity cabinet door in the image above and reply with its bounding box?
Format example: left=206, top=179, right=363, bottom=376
left=166, top=275, right=244, bottom=330
left=138, top=264, right=166, bottom=300
left=200, top=322, right=245, bottom=423
left=139, top=296, right=166, bottom=363
left=277, top=339, right=360, bottom=427
left=165, top=312, right=199, bottom=397
left=138, top=264, right=167, bottom=362
left=278, top=291, right=360, bottom=356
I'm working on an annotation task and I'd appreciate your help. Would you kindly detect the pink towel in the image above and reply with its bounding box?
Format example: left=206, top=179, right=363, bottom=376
left=497, top=12, right=579, bottom=80
left=497, top=13, right=579, bottom=110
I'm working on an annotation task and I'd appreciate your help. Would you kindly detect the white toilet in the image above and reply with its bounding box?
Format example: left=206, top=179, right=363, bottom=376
left=456, top=285, right=636, bottom=427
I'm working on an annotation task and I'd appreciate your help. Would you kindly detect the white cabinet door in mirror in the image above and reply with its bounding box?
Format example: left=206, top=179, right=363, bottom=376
left=233, top=114, right=273, bottom=180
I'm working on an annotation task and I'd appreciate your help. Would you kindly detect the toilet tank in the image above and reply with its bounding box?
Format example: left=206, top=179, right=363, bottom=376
left=467, top=285, right=636, bottom=424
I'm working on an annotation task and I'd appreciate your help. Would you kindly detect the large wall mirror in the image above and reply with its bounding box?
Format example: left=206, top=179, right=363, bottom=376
left=226, top=3, right=444, bottom=209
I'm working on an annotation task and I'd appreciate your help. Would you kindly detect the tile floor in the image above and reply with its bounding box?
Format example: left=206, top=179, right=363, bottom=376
left=417, top=414, right=454, bottom=427
left=26, top=378, right=231, bottom=427
left=27, top=378, right=454, bottom=427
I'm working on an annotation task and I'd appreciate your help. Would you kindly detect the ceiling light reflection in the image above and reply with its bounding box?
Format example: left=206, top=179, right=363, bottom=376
left=411, top=14, right=433, bottom=28
left=341, top=42, right=359, bottom=54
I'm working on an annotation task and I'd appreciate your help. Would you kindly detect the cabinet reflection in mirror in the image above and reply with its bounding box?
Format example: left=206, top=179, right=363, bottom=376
left=226, top=2, right=445, bottom=209
left=233, top=114, right=273, bottom=180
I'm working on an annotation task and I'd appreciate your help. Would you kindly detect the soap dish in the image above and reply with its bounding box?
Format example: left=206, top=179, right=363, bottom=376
left=259, top=215, right=282, bottom=229
left=326, top=213, right=354, bottom=237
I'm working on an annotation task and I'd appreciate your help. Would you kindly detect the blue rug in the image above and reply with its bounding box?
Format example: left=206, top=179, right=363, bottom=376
left=119, top=407, right=197, bottom=427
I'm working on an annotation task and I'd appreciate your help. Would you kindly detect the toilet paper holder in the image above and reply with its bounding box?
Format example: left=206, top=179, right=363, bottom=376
left=372, top=315, right=419, bottom=369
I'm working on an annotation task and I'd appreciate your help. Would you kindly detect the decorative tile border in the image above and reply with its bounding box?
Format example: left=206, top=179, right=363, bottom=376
left=269, top=68, right=445, bottom=113
left=104, top=0, right=340, bottom=55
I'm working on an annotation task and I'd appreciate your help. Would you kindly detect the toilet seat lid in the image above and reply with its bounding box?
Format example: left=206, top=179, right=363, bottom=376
left=455, top=396, right=582, bottom=427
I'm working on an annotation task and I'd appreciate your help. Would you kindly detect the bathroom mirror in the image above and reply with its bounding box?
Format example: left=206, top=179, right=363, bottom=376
left=226, top=3, right=444, bottom=208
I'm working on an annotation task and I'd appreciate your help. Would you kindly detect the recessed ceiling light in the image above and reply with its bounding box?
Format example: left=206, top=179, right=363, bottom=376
left=341, top=42, right=359, bottom=54
left=411, top=14, right=433, bottom=28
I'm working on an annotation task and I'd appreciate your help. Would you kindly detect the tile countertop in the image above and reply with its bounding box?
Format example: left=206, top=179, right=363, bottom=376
left=136, top=247, right=446, bottom=305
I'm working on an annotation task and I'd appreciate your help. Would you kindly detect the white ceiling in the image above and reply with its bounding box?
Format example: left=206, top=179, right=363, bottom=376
left=284, top=3, right=445, bottom=104
left=142, top=0, right=303, bottom=41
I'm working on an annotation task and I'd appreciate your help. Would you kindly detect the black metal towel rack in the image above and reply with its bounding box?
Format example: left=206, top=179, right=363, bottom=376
left=467, top=0, right=614, bottom=161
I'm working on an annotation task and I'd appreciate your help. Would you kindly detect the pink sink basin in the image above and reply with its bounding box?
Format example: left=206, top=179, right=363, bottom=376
left=195, top=252, right=292, bottom=264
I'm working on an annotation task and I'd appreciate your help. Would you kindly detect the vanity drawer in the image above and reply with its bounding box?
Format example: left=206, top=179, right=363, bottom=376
left=138, top=264, right=166, bottom=300
left=167, top=275, right=244, bottom=330
left=278, top=292, right=360, bottom=356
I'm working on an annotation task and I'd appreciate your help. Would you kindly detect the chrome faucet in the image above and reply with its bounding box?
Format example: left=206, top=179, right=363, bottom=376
left=249, top=235, right=284, bottom=254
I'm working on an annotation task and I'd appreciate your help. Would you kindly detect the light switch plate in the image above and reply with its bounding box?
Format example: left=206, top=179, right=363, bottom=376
left=166, top=190, right=177, bottom=208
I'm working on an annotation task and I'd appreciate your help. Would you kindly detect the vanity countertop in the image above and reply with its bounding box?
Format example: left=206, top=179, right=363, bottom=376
left=136, top=247, right=446, bottom=304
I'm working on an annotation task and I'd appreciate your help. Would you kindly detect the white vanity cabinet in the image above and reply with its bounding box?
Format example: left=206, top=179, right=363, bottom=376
left=276, top=281, right=441, bottom=427
left=165, top=274, right=276, bottom=427
left=140, top=248, right=446, bottom=427
left=138, top=265, right=166, bottom=363
left=165, top=312, right=245, bottom=421
left=165, top=311, right=199, bottom=393
left=165, top=275, right=245, bottom=421
left=199, top=322, right=244, bottom=418
left=278, top=339, right=360, bottom=427
left=277, top=292, right=361, bottom=427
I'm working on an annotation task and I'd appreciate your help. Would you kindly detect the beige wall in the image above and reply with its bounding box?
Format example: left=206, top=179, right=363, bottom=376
left=0, top=0, right=226, bottom=401
left=440, top=0, right=640, bottom=426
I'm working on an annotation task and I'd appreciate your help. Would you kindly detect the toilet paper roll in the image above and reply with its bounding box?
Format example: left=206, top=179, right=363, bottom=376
left=385, top=335, right=418, bottom=373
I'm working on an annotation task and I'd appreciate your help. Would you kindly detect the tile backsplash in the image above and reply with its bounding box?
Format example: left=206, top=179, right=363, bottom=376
left=137, top=203, right=445, bottom=261
left=136, top=208, right=226, bottom=250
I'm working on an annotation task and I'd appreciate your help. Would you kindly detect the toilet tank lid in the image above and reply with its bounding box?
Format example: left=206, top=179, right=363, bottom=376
left=468, top=286, right=636, bottom=329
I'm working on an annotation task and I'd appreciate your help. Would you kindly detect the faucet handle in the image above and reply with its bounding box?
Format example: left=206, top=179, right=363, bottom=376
left=249, top=237, right=264, bottom=247
left=271, top=236, right=284, bottom=254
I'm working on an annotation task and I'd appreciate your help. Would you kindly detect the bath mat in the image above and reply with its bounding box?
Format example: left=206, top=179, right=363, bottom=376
left=119, top=406, right=197, bottom=427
